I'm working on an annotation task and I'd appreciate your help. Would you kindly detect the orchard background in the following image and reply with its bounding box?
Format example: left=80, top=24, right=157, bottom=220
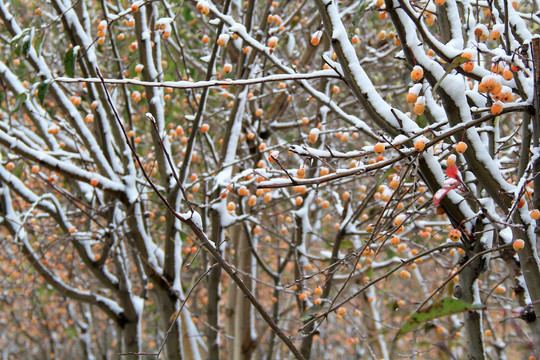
left=0, top=0, right=540, bottom=358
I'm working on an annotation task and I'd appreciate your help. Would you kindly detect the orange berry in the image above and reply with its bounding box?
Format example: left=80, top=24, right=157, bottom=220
left=321, top=200, right=329, bottom=209
left=394, top=214, right=405, bottom=227
left=90, top=178, right=99, bottom=186
left=200, top=123, right=210, bottom=132
left=248, top=195, right=257, bottom=207
left=491, top=101, right=503, bottom=115
left=448, top=229, right=461, bottom=242
left=131, top=3, right=139, bottom=12
left=308, top=128, right=320, bottom=144
left=227, top=202, right=236, bottom=211
left=399, top=270, right=411, bottom=279
left=455, top=141, right=467, bottom=153
left=337, top=307, right=346, bottom=317
left=31, top=165, right=39, bottom=174
left=406, top=92, right=418, bottom=104
left=217, top=34, right=229, bottom=47
left=410, top=66, right=424, bottom=82
left=314, top=287, right=323, bottom=296
left=202, top=35, right=210, bottom=44
left=503, top=69, right=513, bottom=81
left=268, top=151, right=279, bottom=162
left=268, top=36, right=278, bottom=48
left=255, top=108, right=264, bottom=117
left=295, top=197, right=303, bottom=205
left=68, top=227, right=76, bottom=234
left=223, top=63, right=232, bottom=73
left=238, top=186, right=249, bottom=196
left=390, top=236, right=400, bottom=246
left=530, top=209, right=540, bottom=220
left=463, top=62, right=474, bottom=72
left=490, top=30, right=501, bottom=41
left=6, top=162, right=15, bottom=171
left=373, top=142, right=385, bottom=154
left=513, top=239, right=525, bottom=251
left=414, top=103, right=425, bottom=115
left=320, top=167, right=329, bottom=176
left=414, top=140, right=425, bottom=152
left=311, top=30, right=323, bottom=46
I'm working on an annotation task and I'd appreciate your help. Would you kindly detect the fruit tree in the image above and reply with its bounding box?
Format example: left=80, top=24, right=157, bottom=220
left=0, top=0, right=540, bottom=359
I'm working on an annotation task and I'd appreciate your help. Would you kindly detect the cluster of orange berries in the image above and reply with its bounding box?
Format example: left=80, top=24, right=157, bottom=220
left=131, top=90, right=142, bottom=103
left=96, top=20, right=107, bottom=45
left=474, top=23, right=506, bottom=42
left=196, top=0, right=210, bottom=15
left=154, top=18, right=172, bottom=39
left=70, top=95, right=82, bottom=106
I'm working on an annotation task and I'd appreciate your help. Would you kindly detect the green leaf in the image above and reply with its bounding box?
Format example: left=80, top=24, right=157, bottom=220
left=37, top=81, right=50, bottom=105
left=10, top=28, right=31, bottom=57
left=416, top=114, right=427, bottom=128
left=21, top=28, right=34, bottom=57
left=450, top=55, right=469, bottom=68
left=396, top=298, right=484, bottom=339
left=34, top=31, right=44, bottom=56
left=11, top=92, right=27, bottom=112
left=183, top=7, right=194, bottom=21
left=352, top=0, right=368, bottom=28
left=300, top=305, right=325, bottom=322
left=64, top=46, right=79, bottom=77
left=64, top=328, right=78, bottom=338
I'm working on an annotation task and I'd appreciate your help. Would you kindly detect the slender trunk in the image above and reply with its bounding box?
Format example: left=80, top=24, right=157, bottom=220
left=454, top=242, right=487, bottom=360
left=155, top=287, right=183, bottom=360
left=225, top=236, right=238, bottom=358
left=233, top=227, right=256, bottom=360
left=120, top=319, right=141, bottom=360
left=361, top=289, right=389, bottom=360
left=208, top=208, right=223, bottom=360
left=532, top=38, right=540, bottom=210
